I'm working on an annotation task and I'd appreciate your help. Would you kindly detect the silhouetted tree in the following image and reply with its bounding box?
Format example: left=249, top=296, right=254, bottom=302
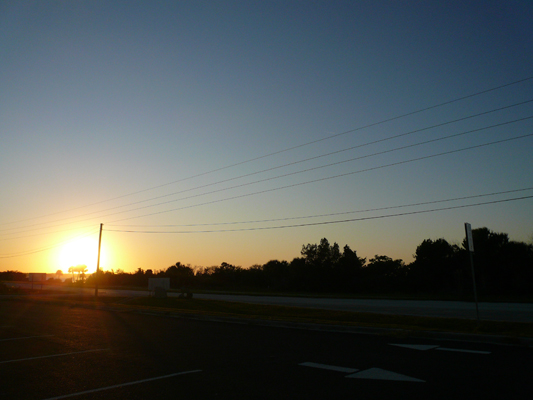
left=461, top=227, right=507, bottom=294
left=287, top=257, right=308, bottom=291
left=0, top=270, right=27, bottom=281
left=409, top=238, right=462, bottom=293
left=73, top=229, right=533, bottom=297
left=334, top=245, right=366, bottom=292
left=501, top=240, right=533, bottom=294
left=299, top=239, right=366, bottom=292
left=244, top=264, right=265, bottom=288
left=165, top=262, right=194, bottom=288
left=69, top=265, right=88, bottom=283
left=262, top=260, right=290, bottom=290
left=363, top=255, right=407, bottom=292
left=301, top=238, right=341, bottom=266
left=299, top=238, right=339, bottom=290
left=461, top=227, right=533, bottom=295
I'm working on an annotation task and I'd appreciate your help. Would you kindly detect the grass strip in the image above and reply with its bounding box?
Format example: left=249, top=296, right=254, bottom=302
left=124, top=297, right=533, bottom=338
left=3, top=293, right=532, bottom=340
left=56, top=295, right=533, bottom=339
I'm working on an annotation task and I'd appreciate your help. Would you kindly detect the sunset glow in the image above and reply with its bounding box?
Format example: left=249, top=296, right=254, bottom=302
left=1, top=2, right=532, bottom=275
left=58, top=237, right=106, bottom=274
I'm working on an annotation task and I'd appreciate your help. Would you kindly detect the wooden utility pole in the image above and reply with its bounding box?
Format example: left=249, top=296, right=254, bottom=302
left=95, top=223, right=103, bottom=297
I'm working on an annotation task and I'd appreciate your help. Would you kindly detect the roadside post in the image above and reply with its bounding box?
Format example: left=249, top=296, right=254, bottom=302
left=464, top=223, right=479, bottom=321
left=95, top=223, right=103, bottom=297
left=28, top=273, right=46, bottom=290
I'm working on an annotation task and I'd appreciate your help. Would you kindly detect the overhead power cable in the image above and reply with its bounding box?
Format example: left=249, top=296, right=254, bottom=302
left=106, top=132, right=533, bottom=223
left=3, top=112, right=531, bottom=237
left=1, top=224, right=97, bottom=242
left=83, top=114, right=533, bottom=217
left=2, top=75, right=532, bottom=227
left=104, top=195, right=533, bottom=234
left=5, top=190, right=531, bottom=258
left=105, top=187, right=533, bottom=228
left=0, top=228, right=99, bottom=259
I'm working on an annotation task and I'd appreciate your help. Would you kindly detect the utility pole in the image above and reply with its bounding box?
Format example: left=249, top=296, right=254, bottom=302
left=95, top=223, right=103, bottom=297
left=464, top=223, right=479, bottom=321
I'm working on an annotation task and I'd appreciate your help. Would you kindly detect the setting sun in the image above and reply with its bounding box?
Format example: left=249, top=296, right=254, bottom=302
left=58, top=237, right=106, bottom=274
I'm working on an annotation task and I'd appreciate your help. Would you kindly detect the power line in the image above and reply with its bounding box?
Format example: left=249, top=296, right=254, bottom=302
left=67, top=99, right=532, bottom=216
left=100, top=114, right=531, bottom=217
left=106, top=187, right=533, bottom=228
left=2, top=75, right=532, bottom=227
left=0, top=228, right=99, bottom=259
left=4, top=194, right=529, bottom=259
left=1, top=224, right=97, bottom=242
left=25, top=101, right=533, bottom=229
left=104, top=195, right=533, bottom=234
left=3, top=113, right=531, bottom=237
left=106, top=132, right=533, bottom=223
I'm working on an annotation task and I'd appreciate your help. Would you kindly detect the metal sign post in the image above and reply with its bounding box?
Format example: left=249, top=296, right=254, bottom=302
left=464, top=223, right=479, bottom=321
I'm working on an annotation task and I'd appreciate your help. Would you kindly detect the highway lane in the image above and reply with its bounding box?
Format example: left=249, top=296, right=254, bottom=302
left=5, top=282, right=533, bottom=322
left=192, top=294, right=533, bottom=322
left=0, top=301, right=531, bottom=399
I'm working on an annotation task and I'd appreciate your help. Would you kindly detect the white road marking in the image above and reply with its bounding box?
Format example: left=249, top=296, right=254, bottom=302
left=389, top=344, right=439, bottom=351
left=299, top=362, right=358, bottom=373
left=346, top=368, right=425, bottom=382
left=389, top=344, right=490, bottom=354
left=436, top=347, right=491, bottom=354
left=0, top=348, right=108, bottom=364
left=41, top=370, right=202, bottom=400
left=0, top=334, right=54, bottom=342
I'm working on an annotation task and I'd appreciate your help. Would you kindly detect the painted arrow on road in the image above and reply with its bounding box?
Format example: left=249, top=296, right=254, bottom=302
left=299, top=362, right=358, bottom=373
left=346, top=368, right=425, bottom=382
left=299, top=362, right=424, bottom=382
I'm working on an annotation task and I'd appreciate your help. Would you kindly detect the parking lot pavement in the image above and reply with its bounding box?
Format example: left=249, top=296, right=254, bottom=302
left=1, top=300, right=532, bottom=399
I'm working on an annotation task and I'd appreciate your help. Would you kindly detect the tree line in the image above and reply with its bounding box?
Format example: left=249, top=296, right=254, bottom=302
left=2, top=227, right=531, bottom=297
left=87, top=226, right=533, bottom=296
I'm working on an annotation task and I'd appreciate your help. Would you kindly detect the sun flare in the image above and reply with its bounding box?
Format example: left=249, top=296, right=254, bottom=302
left=59, top=237, right=106, bottom=274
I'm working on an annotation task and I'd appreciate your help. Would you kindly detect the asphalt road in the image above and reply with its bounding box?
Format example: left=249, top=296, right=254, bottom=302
left=0, top=300, right=531, bottom=399
left=192, top=293, right=533, bottom=322
left=7, top=282, right=533, bottom=322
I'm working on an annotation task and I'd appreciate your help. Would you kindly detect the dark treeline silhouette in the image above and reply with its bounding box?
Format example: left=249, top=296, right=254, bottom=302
left=2, top=227, right=532, bottom=297
left=0, top=270, right=27, bottom=281
left=87, top=227, right=533, bottom=297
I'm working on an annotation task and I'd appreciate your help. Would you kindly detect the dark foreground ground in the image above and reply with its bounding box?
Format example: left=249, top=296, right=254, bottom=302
left=0, top=300, right=531, bottom=399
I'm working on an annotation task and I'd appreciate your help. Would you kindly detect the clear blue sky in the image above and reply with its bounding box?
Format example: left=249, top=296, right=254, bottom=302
left=1, top=1, right=532, bottom=273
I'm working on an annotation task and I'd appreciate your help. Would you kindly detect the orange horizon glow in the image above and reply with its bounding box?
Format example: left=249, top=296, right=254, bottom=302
left=57, top=236, right=108, bottom=274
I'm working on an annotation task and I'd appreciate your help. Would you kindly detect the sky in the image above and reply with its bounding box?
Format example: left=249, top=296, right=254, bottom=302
left=1, top=0, right=533, bottom=274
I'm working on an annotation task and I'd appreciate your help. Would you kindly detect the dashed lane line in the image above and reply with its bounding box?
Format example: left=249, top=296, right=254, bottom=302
left=389, top=344, right=439, bottom=351
left=41, top=370, right=203, bottom=400
left=0, top=348, right=108, bottom=364
left=299, top=362, right=358, bottom=373
left=0, top=334, right=54, bottom=342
